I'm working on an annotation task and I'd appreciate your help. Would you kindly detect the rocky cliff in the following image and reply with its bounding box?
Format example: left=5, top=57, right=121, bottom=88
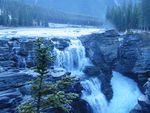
left=0, top=37, right=85, bottom=113
left=79, top=30, right=150, bottom=112
left=0, top=30, right=149, bottom=113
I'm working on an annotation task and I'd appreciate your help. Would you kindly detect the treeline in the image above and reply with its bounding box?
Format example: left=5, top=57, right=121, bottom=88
left=0, top=0, right=50, bottom=26
left=0, top=0, right=100, bottom=27
left=106, top=0, right=150, bottom=31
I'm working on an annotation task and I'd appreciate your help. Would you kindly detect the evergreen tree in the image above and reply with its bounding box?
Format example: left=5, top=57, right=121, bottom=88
left=18, top=38, right=78, bottom=113
left=106, top=2, right=141, bottom=31
left=141, top=0, right=150, bottom=30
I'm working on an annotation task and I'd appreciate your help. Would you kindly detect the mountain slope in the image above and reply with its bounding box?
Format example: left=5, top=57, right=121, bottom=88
left=23, top=0, right=139, bottom=19
left=0, top=0, right=101, bottom=27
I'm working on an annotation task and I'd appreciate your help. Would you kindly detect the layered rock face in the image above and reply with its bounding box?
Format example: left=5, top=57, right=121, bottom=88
left=117, top=33, right=150, bottom=88
left=0, top=37, right=84, bottom=113
left=130, top=79, right=150, bottom=113
left=0, top=71, right=33, bottom=113
left=79, top=30, right=150, bottom=112
left=79, top=30, right=120, bottom=101
left=0, top=30, right=149, bottom=113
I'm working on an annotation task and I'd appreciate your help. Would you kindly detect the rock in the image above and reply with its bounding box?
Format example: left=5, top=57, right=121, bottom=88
left=0, top=30, right=149, bottom=112
left=80, top=31, right=150, bottom=102
left=18, top=48, right=28, bottom=57
left=0, top=89, right=22, bottom=110
left=79, top=30, right=120, bottom=101
left=99, top=72, right=113, bottom=101
left=0, top=66, right=5, bottom=73
left=50, top=68, right=67, bottom=78
left=0, top=70, right=33, bottom=111
left=131, top=79, right=150, bottom=113
left=101, top=29, right=120, bottom=37
left=0, top=71, right=33, bottom=91
left=116, top=33, right=150, bottom=89
left=52, top=38, right=70, bottom=50
left=19, top=85, right=32, bottom=96
left=83, top=66, right=100, bottom=76
left=116, top=34, right=141, bottom=75
left=145, top=79, right=150, bottom=99
left=72, top=99, right=92, bottom=113
left=0, top=97, right=11, bottom=109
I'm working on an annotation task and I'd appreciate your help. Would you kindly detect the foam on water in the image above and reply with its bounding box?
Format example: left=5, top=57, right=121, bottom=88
left=53, top=37, right=142, bottom=113
left=14, top=27, right=141, bottom=113
left=108, top=71, right=142, bottom=113
left=0, top=27, right=104, bottom=38
left=81, top=78, right=108, bottom=113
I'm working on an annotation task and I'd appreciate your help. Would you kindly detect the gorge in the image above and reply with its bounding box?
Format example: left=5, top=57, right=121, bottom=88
left=0, top=27, right=149, bottom=113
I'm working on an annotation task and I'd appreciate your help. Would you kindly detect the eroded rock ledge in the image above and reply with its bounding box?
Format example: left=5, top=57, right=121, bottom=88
left=79, top=30, right=150, bottom=112
left=0, top=30, right=149, bottom=113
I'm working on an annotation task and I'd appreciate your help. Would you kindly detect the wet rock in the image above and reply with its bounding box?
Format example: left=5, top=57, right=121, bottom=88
left=99, top=72, right=113, bottom=101
left=19, top=84, right=32, bottom=96
left=83, top=66, right=100, bottom=76
left=0, top=66, right=5, bottom=72
left=0, top=89, right=22, bottom=111
left=79, top=30, right=120, bottom=101
left=0, top=71, right=33, bottom=91
left=72, top=99, right=92, bottom=113
left=116, top=34, right=141, bottom=75
left=18, top=48, right=28, bottom=57
left=80, top=31, right=150, bottom=103
left=101, top=29, right=120, bottom=37
left=0, top=97, right=11, bottom=109
left=131, top=79, right=150, bottom=113
left=116, top=33, right=150, bottom=90
left=52, top=38, right=70, bottom=50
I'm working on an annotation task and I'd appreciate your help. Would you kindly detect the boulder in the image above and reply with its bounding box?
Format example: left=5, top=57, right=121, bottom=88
left=0, top=89, right=22, bottom=110
left=72, top=99, right=92, bottom=113
left=80, top=31, right=150, bottom=102
left=131, top=79, right=150, bottom=113
left=79, top=30, right=120, bottom=101
left=52, top=38, right=70, bottom=50
left=83, top=66, right=100, bottom=76
left=0, top=71, right=33, bottom=91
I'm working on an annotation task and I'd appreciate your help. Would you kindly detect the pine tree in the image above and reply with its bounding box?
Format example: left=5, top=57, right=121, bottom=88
left=142, top=0, right=150, bottom=30
left=18, top=38, right=78, bottom=113
left=106, top=2, right=141, bottom=31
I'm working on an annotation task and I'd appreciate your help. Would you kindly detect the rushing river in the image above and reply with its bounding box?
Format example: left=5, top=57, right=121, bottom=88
left=53, top=36, right=142, bottom=113
left=0, top=26, right=142, bottom=113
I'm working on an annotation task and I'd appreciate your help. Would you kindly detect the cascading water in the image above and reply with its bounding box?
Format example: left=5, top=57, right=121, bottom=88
left=53, top=38, right=108, bottom=113
left=81, top=78, right=108, bottom=113
left=108, top=71, right=142, bottom=113
left=53, top=37, right=142, bottom=113
left=54, top=39, right=90, bottom=74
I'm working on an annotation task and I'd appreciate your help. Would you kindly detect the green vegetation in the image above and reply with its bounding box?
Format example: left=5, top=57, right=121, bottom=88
left=106, top=1, right=150, bottom=31
left=18, top=38, right=78, bottom=113
left=106, top=2, right=141, bottom=31
left=141, top=0, right=150, bottom=30
left=0, top=0, right=100, bottom=27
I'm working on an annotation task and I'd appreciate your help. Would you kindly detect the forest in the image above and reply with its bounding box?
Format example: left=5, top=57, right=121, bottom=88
left=106, top=0, right=150, bottom=31
left=0, top=0, right=100, bottom=27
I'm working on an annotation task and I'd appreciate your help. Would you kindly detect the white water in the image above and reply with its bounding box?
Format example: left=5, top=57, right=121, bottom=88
left=0, top=27, right=104, bottom=38
left=81, top=71, right=142, bottom=113
left=108, top=71, right=142, bottom=113
left=54, top=39, right=91, bottom=76
left=4, top=26, right=141, bottom=113
left=53, top=37, right=142, bottom=113
left=81, top=78, right=108, bottom=113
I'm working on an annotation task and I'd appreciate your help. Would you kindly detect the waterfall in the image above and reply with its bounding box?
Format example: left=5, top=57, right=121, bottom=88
left=81, top=78, right=108, bottom=113
left=53, top=38, right=142, bottom=113
left=54, top=39, right=90, bottom=75
left=108, top=71, right=142, bottom=113
left=12, top=46, right=27, bottom=68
